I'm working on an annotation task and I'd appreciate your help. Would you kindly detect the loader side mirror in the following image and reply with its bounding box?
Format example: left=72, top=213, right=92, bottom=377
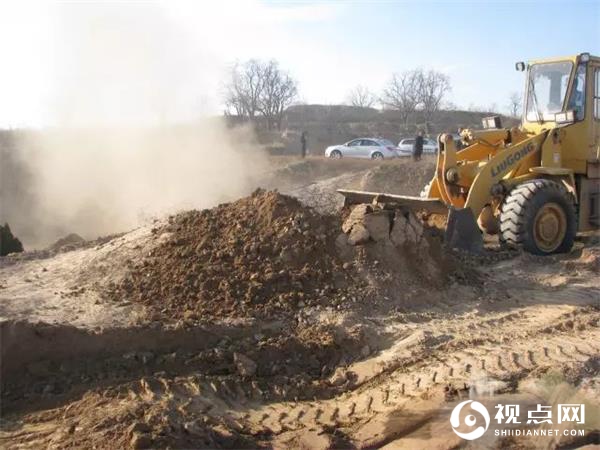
left=515, top=62, right=526, bottom=71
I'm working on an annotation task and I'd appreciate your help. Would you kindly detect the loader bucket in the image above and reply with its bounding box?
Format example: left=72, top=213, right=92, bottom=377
left=445, top=207, right=483, bottom=253
left=337, top=189, right=484, bottom=253
left=337, top=189, right=448, bottom=214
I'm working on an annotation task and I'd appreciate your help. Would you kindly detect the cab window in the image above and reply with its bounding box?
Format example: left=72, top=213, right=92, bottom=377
left=567, top=63, right=586, bottom=120
left=526, top=61, right=572, bottom=122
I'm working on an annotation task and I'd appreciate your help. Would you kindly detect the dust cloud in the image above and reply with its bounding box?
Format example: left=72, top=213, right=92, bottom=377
left=6, top=124, right=267, bottom=249
left=0, top=3, right=270, bottom=249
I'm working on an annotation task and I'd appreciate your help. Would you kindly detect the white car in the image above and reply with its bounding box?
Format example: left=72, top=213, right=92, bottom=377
left=325, top=138, right=399, bottom=160
left=397, top=138, right=438, bottom=155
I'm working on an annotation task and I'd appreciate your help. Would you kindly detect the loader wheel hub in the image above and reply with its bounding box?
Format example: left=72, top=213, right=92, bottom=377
left=533, top=203, right=566, bottom=252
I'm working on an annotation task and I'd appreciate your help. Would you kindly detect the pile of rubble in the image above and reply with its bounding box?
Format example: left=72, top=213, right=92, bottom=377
left=340, top=202, right=454, bottom=287
left=106, top=190, right=457, bottom=322
left=107, top=190, right=367, bottom=321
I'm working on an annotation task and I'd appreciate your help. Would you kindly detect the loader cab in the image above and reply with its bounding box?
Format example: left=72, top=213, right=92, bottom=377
left=524, top=60, right=572, bottom=123
left=522, top=54, right=592, bottom=125
left=520, top=53, right=600, bottom=174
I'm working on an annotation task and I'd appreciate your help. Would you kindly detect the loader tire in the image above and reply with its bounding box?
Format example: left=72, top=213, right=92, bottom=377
left=499, top=179, right=576, bottom=255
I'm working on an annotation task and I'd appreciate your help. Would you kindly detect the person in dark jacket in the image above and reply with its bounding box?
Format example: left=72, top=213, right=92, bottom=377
left=413, top=130, right=424, bottom=161
left=300, top=131, right=308, bottom=158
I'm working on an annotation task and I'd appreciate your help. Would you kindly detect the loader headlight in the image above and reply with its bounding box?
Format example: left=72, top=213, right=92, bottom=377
left=580, top=53, right=590, bottom=63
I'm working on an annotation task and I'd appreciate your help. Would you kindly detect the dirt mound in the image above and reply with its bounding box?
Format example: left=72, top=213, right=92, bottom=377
left=105, top=190, right=459, bottom=322
left=0, top=223, right=24, bottom=256
left=107, top=190, right=365, bottom=321
left=359, top=159, right=436, bottom=196
left=49, top=232, right=86, bottom=252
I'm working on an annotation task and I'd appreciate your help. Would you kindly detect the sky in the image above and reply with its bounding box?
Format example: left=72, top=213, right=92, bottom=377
left=0, top=0, right=598, bottom=127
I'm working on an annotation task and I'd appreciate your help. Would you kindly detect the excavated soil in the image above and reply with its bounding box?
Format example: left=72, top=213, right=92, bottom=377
left=2, top=244, right=599, bottom=449
left=1, top=158, right=599, bottom=449
left=103, top=189, right=459, bottom=323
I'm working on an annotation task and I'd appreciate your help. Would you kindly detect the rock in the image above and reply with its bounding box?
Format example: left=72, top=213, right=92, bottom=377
left=233, top=352, right=257, bottom=377
left=360, top=345, right=371, bottom=357
left=130, top=432, right=152, bottom=449
left=391, top=210, right=426, bottom=247
left=363, top=211, right=392, bottom=242
left=347, top=224, right=370, bottom=245
left=408, top=212, right=424, bottom=235
left=342, top=204, right=372, bottom=233
left=390, top=213, right=409, bottom=246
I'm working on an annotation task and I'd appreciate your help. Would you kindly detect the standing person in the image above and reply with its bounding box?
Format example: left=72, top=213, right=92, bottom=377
left=413, top=130, right=424, bottom=162
left=456, top=127, right=464, bottom=150
left=300, top=131, right=308, bottom=158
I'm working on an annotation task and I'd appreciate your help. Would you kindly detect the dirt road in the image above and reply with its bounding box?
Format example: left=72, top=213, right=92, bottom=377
left=0, top=158, right=598, bottom=449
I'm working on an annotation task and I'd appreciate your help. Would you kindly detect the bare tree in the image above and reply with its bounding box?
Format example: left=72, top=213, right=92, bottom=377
left=418, top=69, right=451, bottom=122
left=347, top=85, right=376, bottom=108
left=381, top=70, right=421, bottom=124
left=224, top=60, right=264, bottom=120
left=258, top=60, right=298, bottom=130
left=224, top=59, right=297, bottom=129
left=507, top=91, right=522, bottom=117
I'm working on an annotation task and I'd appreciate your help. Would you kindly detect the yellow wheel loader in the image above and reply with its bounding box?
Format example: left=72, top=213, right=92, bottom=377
left=339, top=52, right=600, bottom=255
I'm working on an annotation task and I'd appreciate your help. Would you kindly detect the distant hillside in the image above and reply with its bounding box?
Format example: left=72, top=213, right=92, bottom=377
left=254, top=104, right=519, bottom=155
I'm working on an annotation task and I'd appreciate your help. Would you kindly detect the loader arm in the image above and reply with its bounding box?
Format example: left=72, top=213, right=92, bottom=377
left=436, top=131, right=546, bottom=252
left=436, top=131, right=547, bottom=220
left=463, top=132, right=546, bottom=218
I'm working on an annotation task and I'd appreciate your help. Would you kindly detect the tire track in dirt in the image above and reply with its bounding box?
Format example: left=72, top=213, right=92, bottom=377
left=2, top=237, right=598, bottom=449
left=100, top=302, right=597, bottom=447
left=2, top=293, right=598, bottom=448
